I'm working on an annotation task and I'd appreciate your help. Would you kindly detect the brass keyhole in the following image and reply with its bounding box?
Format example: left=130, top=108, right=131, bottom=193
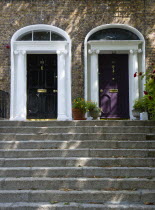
left=40, top=59, right=44, bottom=70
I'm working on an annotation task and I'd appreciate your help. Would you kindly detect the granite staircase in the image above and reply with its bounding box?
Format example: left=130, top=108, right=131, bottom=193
left=0, top=120, right=155, bottom=210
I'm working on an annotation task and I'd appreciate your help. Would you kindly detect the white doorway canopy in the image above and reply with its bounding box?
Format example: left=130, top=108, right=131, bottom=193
left=10, top=24, right=72, bottom=121
left=84, top=24, right=145, bottom=119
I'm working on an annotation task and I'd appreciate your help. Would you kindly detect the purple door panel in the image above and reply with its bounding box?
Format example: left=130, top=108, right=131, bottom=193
left=99, top=54, right=129, bottom=119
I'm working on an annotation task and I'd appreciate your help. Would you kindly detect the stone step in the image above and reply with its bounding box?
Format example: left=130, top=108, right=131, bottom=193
left=1, top=120, right=155, bottom=127
left=0, top=202, right=155, bottom=210
left=147, top=134, right=155, bottom=140
left=0, top=189, right=154, bottom=203
left=0, top=140, right=155, bottom=149
left=0, top=133, right=147, bottom=140
left=1, top=158, right=155, bottom=168
left=1, top=177, right=155, bottom=190
left=0, top=148, right=155, bottom=158
left=0, top=120, right=154, bottom=208
left=0, top=126, right=155, bottom=134
left=0, top=167, right=154, bottom=178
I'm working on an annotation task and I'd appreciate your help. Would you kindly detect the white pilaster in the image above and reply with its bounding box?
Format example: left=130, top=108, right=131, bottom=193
left=129, top=50, right=139, bottom=119
left=13, top=50, right=26, bottom=120
left=65, top=44, right=72, bottom=120
left=57, top=50, right=68, bottom=120
left=137, top=49, right=144, bottom=97
left=88, top=49, right=100, bottom=105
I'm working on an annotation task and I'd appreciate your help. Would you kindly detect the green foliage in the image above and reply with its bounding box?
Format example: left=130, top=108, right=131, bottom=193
left=87, top=101, right=98, bottom=111
left=144, top=79, right=155, bottom=120
left=133, top=97, right=147, bottom=112
left=72, top=98, right=101, bottom=115
left=87, top=101, right=101, bottom=113
left=134, top=64, right=155, bottom=120
left=143, top=66, right=155, bottom=120
left=72, top=97, right=88, bottom=113
left=92, top=107, right=101, bottom=113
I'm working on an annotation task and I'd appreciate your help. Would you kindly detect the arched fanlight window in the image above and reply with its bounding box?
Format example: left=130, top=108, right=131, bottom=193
left=88, top=28, right=140, bottom=41
left=17, top=30, right=66, bottom=41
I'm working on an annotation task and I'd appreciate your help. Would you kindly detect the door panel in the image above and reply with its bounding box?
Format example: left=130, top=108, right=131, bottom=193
left=99, top=54, right=129, bottom=119
left=27, top=54, right=57, bottom=119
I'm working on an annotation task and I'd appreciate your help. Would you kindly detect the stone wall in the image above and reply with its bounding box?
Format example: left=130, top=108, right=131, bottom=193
left=0, top=0, right=154, bottom=110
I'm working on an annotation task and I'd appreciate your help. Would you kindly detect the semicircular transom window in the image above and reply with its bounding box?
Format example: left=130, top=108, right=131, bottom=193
left=88, top=28, right=140, bottom=41
left=17, top=30, right=66, bottom=41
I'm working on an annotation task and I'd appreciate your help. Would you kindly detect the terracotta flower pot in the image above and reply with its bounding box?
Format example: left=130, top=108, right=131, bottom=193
left=72, top=108, right=86, bottom=120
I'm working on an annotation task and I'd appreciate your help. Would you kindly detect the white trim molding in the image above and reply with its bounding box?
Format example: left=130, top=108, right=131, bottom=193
left=10, top=24, right=72, bottom=121
left=84, top=24, right=145, bottom=120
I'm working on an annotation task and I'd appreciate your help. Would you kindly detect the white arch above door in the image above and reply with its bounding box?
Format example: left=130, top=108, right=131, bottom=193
left=10, top=24, right=72, bottom=121
left=84, top=24, right=145, bottom=119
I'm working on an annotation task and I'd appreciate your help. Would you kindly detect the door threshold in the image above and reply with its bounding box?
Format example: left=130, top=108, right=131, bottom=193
left=101, top=118, right=130, bottom=120
left=27, top=119, right=57, bottom=121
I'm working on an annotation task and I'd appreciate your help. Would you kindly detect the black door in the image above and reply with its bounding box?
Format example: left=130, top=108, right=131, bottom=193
left=99, top=54, right=129, bottom=119
left=27, top=54, right=57, bottom=119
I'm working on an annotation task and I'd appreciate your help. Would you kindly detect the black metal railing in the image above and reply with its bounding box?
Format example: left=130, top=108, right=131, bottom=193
left=0, top=90, right=9, bottom=119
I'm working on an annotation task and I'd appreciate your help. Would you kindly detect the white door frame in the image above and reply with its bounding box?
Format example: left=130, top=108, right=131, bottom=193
left=10, top=24, right=72, bottom=121
left=84, top=24, right=145, bottom=119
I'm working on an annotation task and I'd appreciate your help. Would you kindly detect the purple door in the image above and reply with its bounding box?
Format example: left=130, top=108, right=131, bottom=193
left=99, top=54, right=129, bottom=119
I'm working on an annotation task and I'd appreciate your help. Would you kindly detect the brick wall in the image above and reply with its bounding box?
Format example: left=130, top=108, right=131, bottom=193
left=0, top=0, right=154, bottom=108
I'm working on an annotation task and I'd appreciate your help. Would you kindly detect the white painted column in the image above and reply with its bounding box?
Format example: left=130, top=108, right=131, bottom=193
left=65, top=44, right=72, bottom=120
left=57, top=50, right=68, bottom=120
left=12, top=50, right=26, bottom=120
left=129, top=50, right=139, bottom=119
left=88, top=49, right=100, bottom=105
left=137, top=49, right=144, bottom=97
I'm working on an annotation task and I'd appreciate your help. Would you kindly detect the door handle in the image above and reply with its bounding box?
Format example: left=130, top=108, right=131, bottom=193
left=100, top=89, right=103, bottom=93
left=109, top=89, right=118, bottom=93
left=37, top=89, right=47, bottom=93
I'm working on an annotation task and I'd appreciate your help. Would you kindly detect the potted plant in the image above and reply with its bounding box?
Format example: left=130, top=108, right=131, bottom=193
left=72, top=97, right=88, bottom=120
left=132, top=97, right=147, bottom=120
left=87, top=101, right=101, bottom=120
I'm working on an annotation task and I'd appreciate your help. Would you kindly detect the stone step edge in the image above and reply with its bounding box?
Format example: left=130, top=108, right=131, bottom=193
left=0, top=189, right=155, bottom=193
left=1, top=148, right=155, bottom=151
left=1, top=140, right=155, bottom=142
left=0, top=166, right=155, bottom=174
left=0, top=125, right=155, bottom=127
left=1, top=157, right=155, bottom=160
left=1, top=139, right=152, bottom=142
left=1, top=177, right=155, bottom=181
left=0, top=120, right=154, bottom=123
left=0, top=202, right=155, bottom=209
left=0, top=166, right=154, bottom=170
left=0, top=132, right=149, bottom=135
left=0, top=123, right=155, bottom=129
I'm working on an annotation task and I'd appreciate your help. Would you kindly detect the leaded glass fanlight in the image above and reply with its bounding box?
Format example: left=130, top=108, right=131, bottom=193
left=17, top=30, right=66, bottom=41
left=33, top=31, right=50, bottom=41
left=88, top=28, right=140, bottom=41
left=17, top=32, right=32, bottom=41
